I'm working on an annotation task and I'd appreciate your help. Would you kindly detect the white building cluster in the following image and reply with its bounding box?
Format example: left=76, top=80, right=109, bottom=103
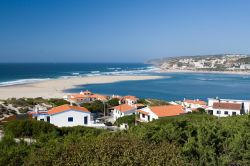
left=28, top=90, right=250, bottom=128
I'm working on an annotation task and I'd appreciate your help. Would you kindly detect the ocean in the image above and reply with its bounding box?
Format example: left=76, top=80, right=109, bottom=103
left=0, top=63, right=154, bottom=86
left=1, top=63, right=250, bottom=101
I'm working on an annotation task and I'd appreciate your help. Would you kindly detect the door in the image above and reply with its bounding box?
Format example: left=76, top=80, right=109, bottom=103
left=84, top=116, right=88, bottom=125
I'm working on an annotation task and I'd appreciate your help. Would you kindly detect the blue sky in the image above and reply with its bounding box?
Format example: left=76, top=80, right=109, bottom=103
left=1, top=0, right=250, bottom=63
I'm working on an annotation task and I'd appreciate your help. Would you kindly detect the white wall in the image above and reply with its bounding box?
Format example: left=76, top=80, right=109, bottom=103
left=138, top=107, right=158, bottom=122
left=34, top=114, right=49, bottom=122
left=125, top=99, right=137, bottom=106
left=113, top=108, right=136, bottom=120
left=212, top=108, right=241, bottom=117
left=50, top=110, right=91, bottom=127
left=207, top=98, right=250, bottom=117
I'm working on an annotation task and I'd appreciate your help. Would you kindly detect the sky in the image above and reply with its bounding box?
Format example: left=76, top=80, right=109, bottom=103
left=1, top=0, right=250, bottom=63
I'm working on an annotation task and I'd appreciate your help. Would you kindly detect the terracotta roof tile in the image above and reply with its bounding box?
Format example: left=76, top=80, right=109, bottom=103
left=113, top=104, right=135, bottom=113
left=150, top=105, right=184, bottom=117
left=184, top=99, right=207, bottom=105
left=48, top=104, right=90, bottom=115
left=123, top=95, right=139, bottom=101
left=213, top=102, right=242, bottom=110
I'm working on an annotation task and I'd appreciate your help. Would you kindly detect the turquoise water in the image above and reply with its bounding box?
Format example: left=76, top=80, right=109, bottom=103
left=65, top=72, right=250, bottom=101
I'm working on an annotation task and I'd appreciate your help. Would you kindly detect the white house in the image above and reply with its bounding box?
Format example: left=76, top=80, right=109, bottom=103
left=137, top=105, right=185, bottom=122
left=207, top=98, right=250, bottom=117
left=120, top=95, right=139, bottom=105
left=182, top=99, right=207, bottom=113
left=112, top=104, right=137, bottom=120
left=240, top=64, right=250, bottom=70
left=64, top=90, right=108, bottom=104
left=29, top=105, right=50, bottom=122
left=48, top=104, right=91, bottom=127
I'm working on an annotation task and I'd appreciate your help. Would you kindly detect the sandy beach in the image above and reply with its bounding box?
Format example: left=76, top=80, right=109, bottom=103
left=0, top=75, right=163, bottom=99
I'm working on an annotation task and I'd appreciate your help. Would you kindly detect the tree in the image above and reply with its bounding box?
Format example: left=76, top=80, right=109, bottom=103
left=107, top=98, right=119, bottom=107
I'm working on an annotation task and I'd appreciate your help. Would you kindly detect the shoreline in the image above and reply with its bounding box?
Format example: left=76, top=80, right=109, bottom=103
left=0, top=75, right=163, bottom=100
left=156, top=69, right=250, bottom=75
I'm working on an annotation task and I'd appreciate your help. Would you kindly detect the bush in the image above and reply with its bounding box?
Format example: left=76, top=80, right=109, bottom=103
left=4, top=120, right=58, bottom=138
left=81, top=100, right=104, bottom=113
left=107, top=98, right=119, bottom=107
left=48, top=98, right=69, bottom=106
left=115, top=115, right=136, bottom=127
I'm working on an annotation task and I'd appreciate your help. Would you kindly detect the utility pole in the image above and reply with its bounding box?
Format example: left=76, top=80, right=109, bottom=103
left=103, top=101, right=106, bottom=117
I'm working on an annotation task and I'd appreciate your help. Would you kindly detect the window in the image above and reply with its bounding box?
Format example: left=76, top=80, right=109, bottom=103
left=142, top=114, right=145, bottom=118
left=68, top=117, right=73, bottom=122
left=84, top=116, right=88, bottom=124
left=224, top=111, right=228, bottom=115
left=232, top=112, right=236, bottom=116
left=148, top=115, right=150, bottom=121
left=217, top=111, right=221, bottom=114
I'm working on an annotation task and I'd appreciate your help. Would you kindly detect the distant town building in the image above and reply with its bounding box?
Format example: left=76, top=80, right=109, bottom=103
left=64, top=90, right=108, bottom=104
left=120, top=95, right=139, bottom=105
left=182, top=99, right=207, bottom=112
left=240, top=64, right=250, bottom=70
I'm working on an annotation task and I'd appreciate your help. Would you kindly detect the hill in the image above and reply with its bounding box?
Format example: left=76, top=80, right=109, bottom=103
left=147, top=54, right=250, bottom=72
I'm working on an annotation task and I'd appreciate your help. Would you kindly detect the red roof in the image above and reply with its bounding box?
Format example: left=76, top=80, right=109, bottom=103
left=48, top=104, right=90, bottom=115
left=150, top=105, right=184, bottom=117
left=90, top=94, right=108, bottom=101
left=113, top=104, right=135, bottom=113
left=184, top=99, right=207, bottom=105
left=213, top=102, right=241, bottom=110
left=122, top=95, right=139, bottom=101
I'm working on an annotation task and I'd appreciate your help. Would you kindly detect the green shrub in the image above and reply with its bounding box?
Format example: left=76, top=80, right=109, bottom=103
left=4, top=120, right=58, bottom=138
left=115, top=115, right=136, bottom=127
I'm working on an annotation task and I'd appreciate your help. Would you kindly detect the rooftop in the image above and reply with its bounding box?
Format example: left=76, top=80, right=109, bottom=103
left=48, top=104, right=90, bottom=115
left=150, top=105, right=184, bottom=117
left=212, top=102, right=242, bottom=110
left=184, top=99, right=207, bottom=105
left=113, top=104, right=136, bottom=113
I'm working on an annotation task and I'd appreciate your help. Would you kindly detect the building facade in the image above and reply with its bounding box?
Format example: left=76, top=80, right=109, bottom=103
left=207, top=98, right=250, bottom=117
left=48, top=105, right=91, bottom=127
left=137, top=105, right=185, bottom=122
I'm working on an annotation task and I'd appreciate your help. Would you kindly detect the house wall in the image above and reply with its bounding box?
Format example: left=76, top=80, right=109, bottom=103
left=33, top=114, right=49, bottom=122
left=125, top=99, right=137, bottom=106
left=113, top=108, right=136, bottom=120
left=207, top=98, right=250, bottom=116
left=50, top=110, right=91, bottom=127
left=211, top=108, right=241, bottom=117
left=138, top=107, right=158, bottom=122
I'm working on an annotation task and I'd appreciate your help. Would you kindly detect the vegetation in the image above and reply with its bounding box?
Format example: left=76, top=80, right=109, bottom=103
left=114, top=114, right=136, bottom=127
left=146, top=98, right=170, bottom=106
left=4, top=97, right=69, bottom=108
left=0, top=105, right=17, bottom=118
left=237, top=57, right=250, bottom=64
left=107, top=98, right=119, bottom=107
left=1, top=114, right=250, bottom=165
left=80, top=100, right=105, bottom=113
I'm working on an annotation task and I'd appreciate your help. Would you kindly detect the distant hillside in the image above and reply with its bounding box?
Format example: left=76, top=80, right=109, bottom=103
left=147, top=54, right=250, bottom=71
